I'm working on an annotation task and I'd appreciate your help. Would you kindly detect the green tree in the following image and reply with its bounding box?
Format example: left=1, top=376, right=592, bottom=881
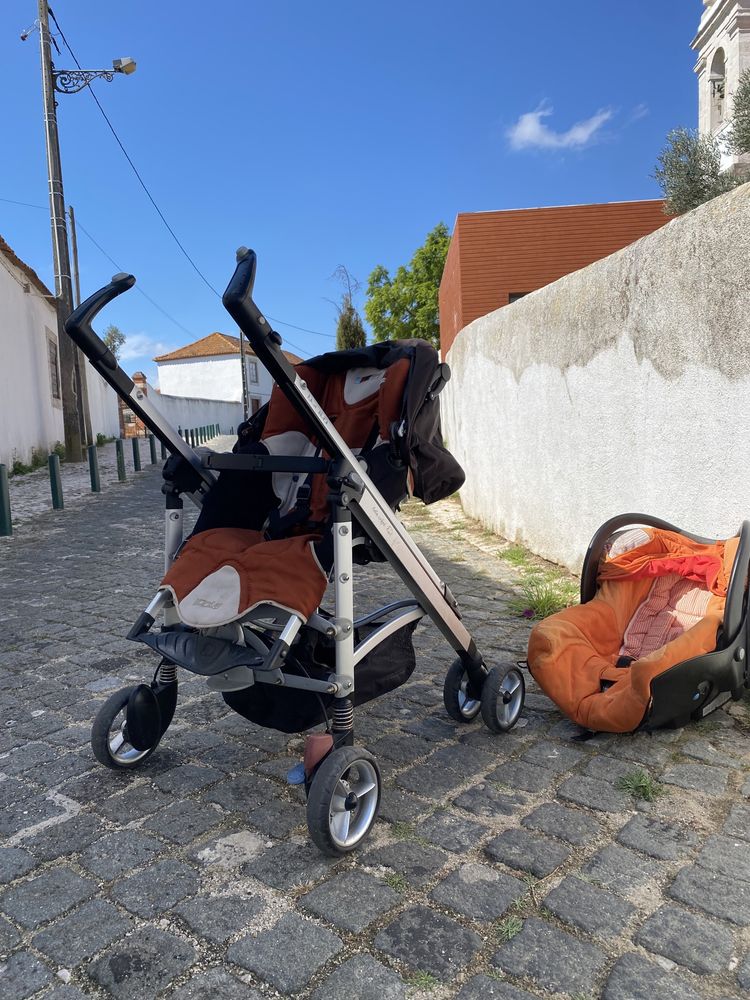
left=365, top=223, right=450, bottom=349
left=331, top=266, right=366, bottom=350
left=728, top=68, right=750, bottom=155
left=103, top=324, right=125, bottom=360
left=653, top=127, right=743, bottom=215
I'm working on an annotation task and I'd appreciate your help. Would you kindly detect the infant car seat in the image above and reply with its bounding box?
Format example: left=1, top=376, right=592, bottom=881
left=528, top=514, right=750, bottom=732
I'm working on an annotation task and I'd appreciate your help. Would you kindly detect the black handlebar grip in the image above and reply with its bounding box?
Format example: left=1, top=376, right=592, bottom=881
left=64, top=272, right=136, bottom=393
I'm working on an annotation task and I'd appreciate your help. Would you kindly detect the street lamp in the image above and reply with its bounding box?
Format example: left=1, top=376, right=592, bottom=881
left=28, top=1, right=136, bottom=461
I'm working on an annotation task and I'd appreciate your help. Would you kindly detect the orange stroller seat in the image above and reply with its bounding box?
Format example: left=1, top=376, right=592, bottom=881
left=528, top=515, right=750, bottom=733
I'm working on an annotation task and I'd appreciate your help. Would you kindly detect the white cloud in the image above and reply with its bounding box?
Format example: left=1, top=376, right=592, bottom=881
left=507, top=103, right=614, bottom=151
left=628, top=103, right=649, bottom=123
left=119, top=331, right=174, bottom=364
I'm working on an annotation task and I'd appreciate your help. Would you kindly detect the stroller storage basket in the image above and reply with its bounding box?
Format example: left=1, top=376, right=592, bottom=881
left=225, top=618, right=418, bottom=733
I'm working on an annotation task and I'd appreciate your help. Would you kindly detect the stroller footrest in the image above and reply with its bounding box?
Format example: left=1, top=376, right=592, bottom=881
left=133, top=629, right=264, bottom=677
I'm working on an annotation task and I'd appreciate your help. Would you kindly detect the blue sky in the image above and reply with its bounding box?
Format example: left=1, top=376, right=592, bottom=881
left=2, top=1, right=702, bottom=382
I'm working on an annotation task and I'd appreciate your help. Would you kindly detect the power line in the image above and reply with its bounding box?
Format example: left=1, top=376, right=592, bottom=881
left=47, top=7, right=335, bottom=347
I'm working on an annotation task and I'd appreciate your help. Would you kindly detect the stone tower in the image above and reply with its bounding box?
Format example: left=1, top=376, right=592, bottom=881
left=692, top=0, right=750, bottom=170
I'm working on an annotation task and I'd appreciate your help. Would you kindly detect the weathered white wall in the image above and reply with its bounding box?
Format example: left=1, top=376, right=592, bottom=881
left=147, top=389, right=244, bottom=436
left=156, top=354, right=272, bottom=406
left=443, top=182, right=750, bottom=572
left=85, top=366, right=120, bottom=440
left=0, top=255, right=64, bottom=468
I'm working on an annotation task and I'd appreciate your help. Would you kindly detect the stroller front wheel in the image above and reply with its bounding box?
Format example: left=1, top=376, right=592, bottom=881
left=91, top=686, right=159, bottom=770
left=481, top=664, right=525, bottom=733
left=306, top=747, right=381, bottom=855
left=443, top=658, right=482, bottom=722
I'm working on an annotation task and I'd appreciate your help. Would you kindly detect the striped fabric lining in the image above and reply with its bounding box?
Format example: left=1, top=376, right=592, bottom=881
left=619, top=573, right=712, bottom=660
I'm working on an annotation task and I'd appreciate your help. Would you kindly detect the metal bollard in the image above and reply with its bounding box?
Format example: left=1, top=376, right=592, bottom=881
left=132, top=437, right=142, bottom=472
left=48, top=454, right=64, bottom=510
left=149, top=434, right=157, bottom=465
left=116, top=439, right=126, bottom=481
left=160, top=440, right=167, bottom=461
left=87, top=445, right=101, bottom=493
left=0, top=464, right=12, bottom=536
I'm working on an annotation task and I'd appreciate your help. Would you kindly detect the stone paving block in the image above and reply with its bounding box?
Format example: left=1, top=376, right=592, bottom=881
left=310, top=953, right=406, bottom=1000
left=95, top=783, right=173, bottom=822
left=521, top=801, right=601, bottom=845
left=88, top=925, right=195, bottom=999
left=34, top=985, right=89, bottom=1000
left=456, top=976, right=538, bottom=999
left=492, top=916, right=607, bottom=994
left=582, top=844, right=663, bottom=896
left=557, top=774, right=631, bottom=812
left=0, top=868, right=95, bottom=929
left=696, top=834, right=750, bottom=883
left=246, top=798, right=304, bottom=838
left=142, top=799, right=223, bottom=844
left=80, top=830, right=164, bottom=880
left=681, top=737, right=744, bottom=768
left=198, top=742, right=263, bottom=774
left=374, top=904, right=482, bottom=977
left=0, top=914, right=20, bottom=956
left=111, top=859, right=199, bottom=918
left=485, top=827, right=570, bottom=877
left=173, top=893, right=265, bottom=944
left=301, top=870, right=400, bottom=932
left=152, top=763, right=224, bottom=795
left=521, top=739, right=586, bottom=773
left=668, top=862, right=750, bottom=925
left=428, top=744, right=498, bottom=777
left=203, top=773, right=273, bottom=813
left=361, top=841, right=447, bottom=886
left=661, top=761, right=730, bottom=795
left=543, top=876, right=635, bottom=936
left=616, top=736, right=671, bottom=768
left=35, top=751, right=95, bottom=789
left=369, top=732, right=434, bottom=765
left=32, top=898, right=133, bottom=965
left=169, top=967, right=263, bottom=1000
left=0, top=790, right=68, bottom=838
left=0, top=848, right=35, bottom=884
left=59, top=769, right=135, bottom=807
left=396, top=761, right=467, bottom=799
left=24, top=814, right=103, bottom=863
left=490, top=759, right=556, bottom=793
left=602, top=952, right=704, bottom=1000
left=738, top=951, right=750, bottom=991
left=430, top=862, right=526, bottom=919
left=403, top=715, right=458, bottom=742
left=616, top=814, right=700, bottom=860
left=453, top=783, right=527, bottom=819
left=242, top=840, right=338, bottom=889
left=379, top=787, right=433, bottom=824
left=0, top=740, right=58, bottom=776
left=418, top=810, right=489, bottom=852
left=0, top=949, right=52, bottom=999
left=722, top=802, right=750, bottom=843
left=635, top=903, right=734, bottom=975
left=583, top=754, right=650, bottom=784
left=227, top=912, right=341, bottom=993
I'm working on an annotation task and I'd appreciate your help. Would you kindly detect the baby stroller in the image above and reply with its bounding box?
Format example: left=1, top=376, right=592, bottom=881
left=64, top=248, right=526, bottom=855
left=528, top=513, right=750, bottom=733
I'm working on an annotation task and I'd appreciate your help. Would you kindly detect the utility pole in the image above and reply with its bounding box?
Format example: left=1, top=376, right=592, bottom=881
left=238, top=328, right=250, bottom=419
left=68, top=204, right=93, bottom=444
left=37, top=0, right=84, bottom=460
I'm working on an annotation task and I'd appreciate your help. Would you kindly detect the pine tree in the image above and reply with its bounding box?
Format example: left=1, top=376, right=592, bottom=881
left=331, top=266, right=366, bottom=350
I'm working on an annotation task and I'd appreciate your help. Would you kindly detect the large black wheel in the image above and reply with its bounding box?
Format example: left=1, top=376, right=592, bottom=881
left=306, top=747, right=381, bottom=856
left=481, top=663, right=525, bottom=733
left=91, top=686, right=159, bottom=771
left=443, top=658, right=482, bottom=723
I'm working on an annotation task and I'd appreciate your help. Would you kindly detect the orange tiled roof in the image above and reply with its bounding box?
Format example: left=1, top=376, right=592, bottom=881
left=154, top=332, right=302, bottom=365
left=0, top=234, right=55, bottom=300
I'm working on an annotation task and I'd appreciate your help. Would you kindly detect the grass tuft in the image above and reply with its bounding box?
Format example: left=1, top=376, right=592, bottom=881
left=508, top=574, right=579, bottom=620
left=496, top=915, right=523, bottom=941
left=405, top=971, right=440, bottom=990
left=617, top=768, right=664, bottom=802
left=499, top=544, right=532, bottom=566
left=384, top=872, right=409, bottom=893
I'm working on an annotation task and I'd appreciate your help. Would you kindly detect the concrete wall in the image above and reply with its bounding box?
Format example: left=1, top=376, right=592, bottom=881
left=157, top=354, right=273, bottom=407
left=85, top=366, right=120, bottom=440
left=147, top=389, right=244, bottom=436
left=0, top=255, right=64, bottom=468
left=442, top=182, right=750, bottom=572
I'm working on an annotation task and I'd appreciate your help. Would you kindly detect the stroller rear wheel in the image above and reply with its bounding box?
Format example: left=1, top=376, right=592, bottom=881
left=481, top=663, right=525, bottom=733
left=443, top=658, right=482, bottom=722
left=306, top=747, right=381, bottom=855
left=91, top=686, right=159, bottom=770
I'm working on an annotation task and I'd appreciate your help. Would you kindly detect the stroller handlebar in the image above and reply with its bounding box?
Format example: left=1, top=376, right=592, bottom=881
left=64, top=273, right=137, bottom=395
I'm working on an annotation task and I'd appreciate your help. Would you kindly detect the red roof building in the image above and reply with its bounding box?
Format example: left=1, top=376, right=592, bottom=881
left=439, top=200, right=670, bottom=355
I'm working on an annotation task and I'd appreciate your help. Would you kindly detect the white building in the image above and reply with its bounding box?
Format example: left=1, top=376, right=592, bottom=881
left=693, top=0, right=750, bottom=171
left=154, top=333, right=302, bottom=415
left=0, top=234, right=119, bottom=469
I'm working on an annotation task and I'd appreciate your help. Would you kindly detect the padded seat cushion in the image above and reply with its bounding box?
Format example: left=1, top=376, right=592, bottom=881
left=161, top=527, right=328, bottom=627
left=528, top=529, right=738, bottom=733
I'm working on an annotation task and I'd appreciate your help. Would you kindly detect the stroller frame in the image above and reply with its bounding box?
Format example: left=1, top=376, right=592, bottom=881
left=65, top=248, right=525, bottom=854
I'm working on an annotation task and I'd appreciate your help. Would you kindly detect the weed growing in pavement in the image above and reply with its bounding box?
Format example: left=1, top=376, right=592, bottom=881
left=496, top=916, right=523, bottom=941
left=499, top=544, right=532, bottom=567
left=405, top=971, right=440, bottom=990
left=384, top=872, right=409, bottom=893
left=617, top=768, right=664, bottom=802
left=508, top=574, right=579, bottom=620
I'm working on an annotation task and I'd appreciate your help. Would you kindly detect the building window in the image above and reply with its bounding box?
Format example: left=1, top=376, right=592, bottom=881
left=508, top=292, right=529, bottom=304
left=250, top=397, right=261, bottom=415
left=46, top=330, right=61, bottom=401
left=123, top=410, right=135, bottom=424
left=247, top=359, right=259, bottom=384
left=709, top=48, right=726, bottom=131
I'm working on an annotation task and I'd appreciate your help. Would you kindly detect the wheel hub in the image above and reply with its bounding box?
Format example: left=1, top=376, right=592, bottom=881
left=344, top=791, right=359, bottom=811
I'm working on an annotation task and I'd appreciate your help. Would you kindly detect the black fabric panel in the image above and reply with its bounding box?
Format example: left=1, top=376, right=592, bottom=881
left=192, top=442, right=279, bottom=535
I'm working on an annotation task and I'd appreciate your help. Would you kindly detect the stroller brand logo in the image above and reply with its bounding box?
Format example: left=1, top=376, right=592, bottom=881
left=194, top=598, right=223, bottom=609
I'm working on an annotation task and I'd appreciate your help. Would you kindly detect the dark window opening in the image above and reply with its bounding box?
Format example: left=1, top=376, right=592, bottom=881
left=508, top=292, right=530, bottom=304
left=48, top=339, right=61, bottom=399
left=250, top=397, right=261, bottom=414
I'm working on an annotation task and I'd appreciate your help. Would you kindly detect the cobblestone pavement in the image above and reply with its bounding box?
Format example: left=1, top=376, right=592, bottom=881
left=1, top=463, right=750, bottom=999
